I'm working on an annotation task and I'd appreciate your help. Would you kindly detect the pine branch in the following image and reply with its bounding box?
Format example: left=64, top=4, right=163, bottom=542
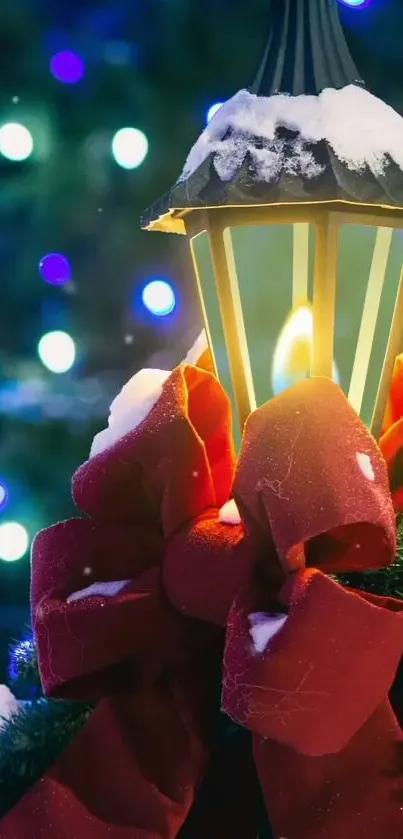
left=0, top=698, right=93, bottom=818
left=336, top=515, right=403, bottom=598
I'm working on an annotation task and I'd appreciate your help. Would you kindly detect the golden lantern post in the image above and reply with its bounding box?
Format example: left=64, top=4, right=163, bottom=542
left=141, top=0, right=403, bottom=443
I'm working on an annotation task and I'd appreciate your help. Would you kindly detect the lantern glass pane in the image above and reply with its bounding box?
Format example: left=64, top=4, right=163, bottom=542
left=227, top=223, right=316, bottom=405
left=190, top=230, right=241, bottom=444
left=335, top=223, right=403, bottom=427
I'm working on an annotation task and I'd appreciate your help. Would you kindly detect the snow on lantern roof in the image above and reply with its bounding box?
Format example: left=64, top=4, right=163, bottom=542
left=141, top=0, right=403, bottom=234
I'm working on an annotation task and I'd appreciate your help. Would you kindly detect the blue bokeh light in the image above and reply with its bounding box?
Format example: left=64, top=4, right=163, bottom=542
left=142, top=280, right=176, bottom=317
left=50, top=51, right=85, bottom=84
left=206, top=102, right=224, bottom=124
left=39, top=253, right=71, bottom=286
left=338, top=0, right=369, bottom=8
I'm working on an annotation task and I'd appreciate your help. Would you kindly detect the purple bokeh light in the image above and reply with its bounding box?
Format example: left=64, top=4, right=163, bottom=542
left=50, top=51, right=85, bottom=84
left=39, top=253, right=71, bottom=286
left=0, top=481, right=8, bottom=511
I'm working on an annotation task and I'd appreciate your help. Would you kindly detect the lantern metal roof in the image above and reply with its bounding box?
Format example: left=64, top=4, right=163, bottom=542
left=141, top=0, right=403, bottom=234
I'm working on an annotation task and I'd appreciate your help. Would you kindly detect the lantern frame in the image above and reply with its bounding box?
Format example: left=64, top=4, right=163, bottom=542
left=182, top=200, right=403, bottom=435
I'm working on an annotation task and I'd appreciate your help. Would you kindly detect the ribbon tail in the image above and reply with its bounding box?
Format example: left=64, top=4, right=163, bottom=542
left=178, top=721, right=262, bottom=839
left=253, top=699, right=403, bottom=839
left=0, top=656, right=218, bottom=838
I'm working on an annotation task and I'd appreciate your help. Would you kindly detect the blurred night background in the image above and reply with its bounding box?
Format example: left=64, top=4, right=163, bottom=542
left=0, top=0, right=402, bottom=679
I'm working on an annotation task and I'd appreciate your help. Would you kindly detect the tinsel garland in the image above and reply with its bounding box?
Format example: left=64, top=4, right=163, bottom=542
left=7, top=633, right=42, bottom=700
left=0, top=518, right=401, bottom=822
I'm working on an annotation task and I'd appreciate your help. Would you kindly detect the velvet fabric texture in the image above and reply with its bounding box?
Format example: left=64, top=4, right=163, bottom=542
left=1, top=367, right=402, bottom=839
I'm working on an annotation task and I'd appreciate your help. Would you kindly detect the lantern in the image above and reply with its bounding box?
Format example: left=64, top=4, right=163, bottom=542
left=141, top=0, right=403, bottom=442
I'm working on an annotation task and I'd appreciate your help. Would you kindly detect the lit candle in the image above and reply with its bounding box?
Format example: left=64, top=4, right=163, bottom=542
left=271, top=303, right=339, bottom=396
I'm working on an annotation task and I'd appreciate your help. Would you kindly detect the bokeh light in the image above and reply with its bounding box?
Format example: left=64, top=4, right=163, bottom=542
left=112, top=128, right=148, bottom=169
left=50, top=51, right=85, bottom=84
left=0, top=522, right=29, bottom=562
left=39, top=253, right=71, bottom=286
left=142, top=280, right=176, bottom=317
left=0, top=123, right=33, bottom=161
left=0, top=481, right=8, bottom=511
left=37, top=331, right=76, bottom=373
left=206, top=102, right=224, bottom=123
left=338, top=0, right=369, bottom=7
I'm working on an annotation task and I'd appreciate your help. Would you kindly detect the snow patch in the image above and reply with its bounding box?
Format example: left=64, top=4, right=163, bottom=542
left=180, top=86, right=403, bottom=184
left=90, top=333, right=213, bottom=458
left=0, top=685, right=19, bottom=728
left=183, top=330, right=208, bottom=366
left=90, top=368, right=171, bottom=458
left=67, top=580, right=132, bottom=603
left=356, top=451, right=375, bottom=482
left=249, top=612, right=288, bottom=654
left=218, top=499, right=241, bottom=525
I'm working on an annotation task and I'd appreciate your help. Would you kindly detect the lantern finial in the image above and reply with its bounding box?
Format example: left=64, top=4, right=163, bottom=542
left=141, top=0, right=403, bottom=234
left=251, top=0, right=363, bottom=97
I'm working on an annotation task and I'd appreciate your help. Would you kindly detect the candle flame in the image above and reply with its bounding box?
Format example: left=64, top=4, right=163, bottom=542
left=271, top=304, right=338, bottom=396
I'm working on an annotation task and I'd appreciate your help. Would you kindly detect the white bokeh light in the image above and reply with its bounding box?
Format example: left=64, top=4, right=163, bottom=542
left=0, top=522, right=29, bottom=562
left=38, top=330, right=76, bottom=374
left=112, top=127, right=148, bottom=169
left=0, top=123, right=34, bottom=161
left=142, top=280, right=176, bottom=316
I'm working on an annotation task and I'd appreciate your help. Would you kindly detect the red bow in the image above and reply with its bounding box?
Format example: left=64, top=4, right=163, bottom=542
left=2, top=368, right=403, bottom=839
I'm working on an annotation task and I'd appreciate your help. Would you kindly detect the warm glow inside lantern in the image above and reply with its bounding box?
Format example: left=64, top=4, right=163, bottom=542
left=142, top=0, right=403, bottom=441
left=186, top=205, right=403, bottom=440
